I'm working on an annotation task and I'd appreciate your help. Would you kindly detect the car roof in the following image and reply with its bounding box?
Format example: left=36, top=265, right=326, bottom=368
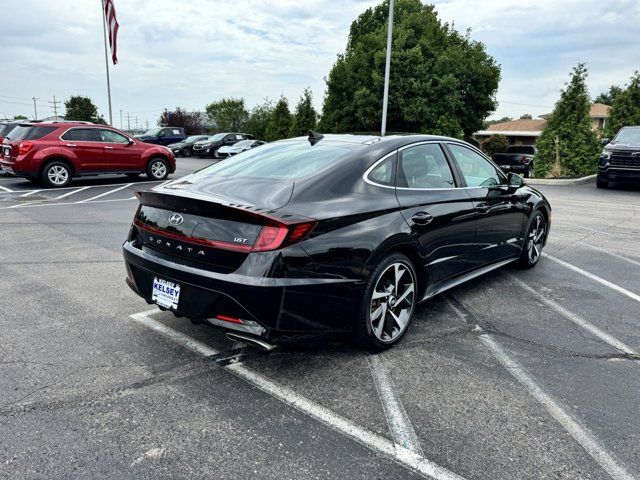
left=285, top=133, right=465, bottom=147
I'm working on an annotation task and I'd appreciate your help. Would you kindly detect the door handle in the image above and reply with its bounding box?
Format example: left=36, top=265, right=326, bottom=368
left=65, top=143, right=77, bottom=147
left=411, top=211, right=434, bottom=225
left=104, top=146, right=114, bottom=149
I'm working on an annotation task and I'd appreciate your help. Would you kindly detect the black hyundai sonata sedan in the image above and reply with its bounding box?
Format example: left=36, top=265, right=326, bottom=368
left=123, top=133, right=551, bottom=350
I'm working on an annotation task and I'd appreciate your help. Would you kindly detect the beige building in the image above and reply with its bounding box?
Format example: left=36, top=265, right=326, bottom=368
left=474, top=103, right=610, bottom=148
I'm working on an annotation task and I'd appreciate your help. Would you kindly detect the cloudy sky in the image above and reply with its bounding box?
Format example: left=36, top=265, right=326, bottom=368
left=2, top=0, right=639, bottom=129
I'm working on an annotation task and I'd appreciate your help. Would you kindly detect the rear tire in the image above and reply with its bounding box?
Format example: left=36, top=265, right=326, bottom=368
left=41, top=161, right=72, bottom=188
left=524, top=166, right=531, bottom=178
left=182, top=148, right=192, bottom=158
left=596, top=176, right=609, bottom=189
left=354, top=253, right=418, bottom=351
left=146, top=158, right=169, bottom=181
left=517, top=211, right=547, bottom=268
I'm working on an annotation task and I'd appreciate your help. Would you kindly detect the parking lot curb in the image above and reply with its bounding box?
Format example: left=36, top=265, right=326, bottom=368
left=525, top=174, right=596, bottom=186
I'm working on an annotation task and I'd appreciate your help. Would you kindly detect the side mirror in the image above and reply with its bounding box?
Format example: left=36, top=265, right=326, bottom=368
left=600, top=138, right=610, bottom=146
left=127, top=138, right=135, bottom=145
left=507, top=172, right=524, bottom=190
left=158, top=131, right=165, bottom=137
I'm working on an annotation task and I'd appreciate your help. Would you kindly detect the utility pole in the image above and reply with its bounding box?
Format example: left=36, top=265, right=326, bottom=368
left=32, top=97, right=39, bottom=120
left=145, top=120, right=149, bottom=130
left=49, top=95, right=62, bottom=119
left=134, top=116, right=138, bottom=131
left=125, top=113, right=131, bottom=132
left=101, top=0, right=113, bottom=125
left=119, top=109, right=123, bottom=130
left=380, top=0, right=394, bottom=137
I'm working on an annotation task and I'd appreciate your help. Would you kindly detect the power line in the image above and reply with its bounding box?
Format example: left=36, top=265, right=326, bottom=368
left=49, top=95, right=62, bottom=118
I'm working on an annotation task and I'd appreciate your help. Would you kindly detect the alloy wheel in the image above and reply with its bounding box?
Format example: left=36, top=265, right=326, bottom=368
left=151, top=160, right=167, bottom=179
left=527, top=215, right=546, bottom=264
left=47, top=165, right=69, bottom=185
left=369, top=262, right=416, bottom=343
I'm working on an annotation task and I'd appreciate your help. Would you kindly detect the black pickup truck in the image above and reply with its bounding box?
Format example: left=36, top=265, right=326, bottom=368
left=492, top=145, right=536, bottom=178
left=598, top=126, right=640, bottom=188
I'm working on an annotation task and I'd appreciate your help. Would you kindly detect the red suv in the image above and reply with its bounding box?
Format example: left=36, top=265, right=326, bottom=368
left=0, top=122, right=176, bottom=188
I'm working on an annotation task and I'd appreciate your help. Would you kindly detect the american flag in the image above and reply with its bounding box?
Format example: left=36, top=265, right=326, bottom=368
left=103, top=0, right=120, bottom=64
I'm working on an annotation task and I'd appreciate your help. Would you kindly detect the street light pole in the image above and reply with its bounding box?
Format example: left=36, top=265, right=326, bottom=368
left=380, top=0, right=394, bottom=137
left=32, top=97, right=39, bottom=120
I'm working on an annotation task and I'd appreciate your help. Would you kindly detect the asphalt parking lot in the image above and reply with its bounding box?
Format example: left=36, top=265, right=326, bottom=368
left=1, top=160, right=639, bottom=480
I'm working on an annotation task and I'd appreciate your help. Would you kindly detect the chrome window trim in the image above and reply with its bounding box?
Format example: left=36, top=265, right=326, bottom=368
left=59, top=126, right=133, bottom=144
left=363, top=140, right=466, bottom=191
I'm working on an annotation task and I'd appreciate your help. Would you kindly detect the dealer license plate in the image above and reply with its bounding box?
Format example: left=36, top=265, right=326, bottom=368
left=152, top=277, right=181, bottom=309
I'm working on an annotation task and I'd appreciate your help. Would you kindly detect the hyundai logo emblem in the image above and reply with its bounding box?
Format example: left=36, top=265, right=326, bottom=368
left=168, top=213, right=184, bottom=226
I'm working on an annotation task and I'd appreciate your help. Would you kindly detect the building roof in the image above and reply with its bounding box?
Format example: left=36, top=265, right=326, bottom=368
left=589, top=103, right=610, bottom=118
left=475, top=118, right=546, bottom=137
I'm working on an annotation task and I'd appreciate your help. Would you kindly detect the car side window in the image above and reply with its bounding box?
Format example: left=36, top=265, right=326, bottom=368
left=61, top=128, right=100, bottom=142
left=225, top=135, right=236, bottom=142
left=236, top=134, right=243, bottom=140
left=99, top=129, right=129, bottom=143
left=368, top=155, right=396, bottom=186
left=448, top=143, right=506, bottom=187
left=398, top=144, right=455, bottom=189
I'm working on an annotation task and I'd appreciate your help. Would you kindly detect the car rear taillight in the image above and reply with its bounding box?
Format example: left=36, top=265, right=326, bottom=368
left=521, top=155, right=527, bottom=164
left=251, top=221, right=316, bottom=253
left=18, top=142, right=34, bottom=156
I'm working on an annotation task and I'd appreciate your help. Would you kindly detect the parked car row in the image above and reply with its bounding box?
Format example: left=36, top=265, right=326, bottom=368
left=192, top=133, right=255, bottom=158
left=492, top=145, right=536, bottom=178
left=0, top=122, right=175, bottom=187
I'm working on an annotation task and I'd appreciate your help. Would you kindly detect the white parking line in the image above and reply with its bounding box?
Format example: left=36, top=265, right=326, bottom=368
left=19, top=189, right=41, bottom=197
left=53, top=186, right=91, bottom=200
left=0, top=196, right=137, bottom=210
left=129, top=310, right=465, bottom=480
left=446, top=299, right=635, bottom=480
left=0, top=185, right=13, bottom=192
left=368, top=355, right=423, bottom=455
left=554, top=223, right=612, bottom=236
left=544, top=253, right=640, bottom=304
left=508, top=275, right=637, bottom=355
left=77, top=183, right=133, bottom=203
left=577, top=242, right=640, bottom=269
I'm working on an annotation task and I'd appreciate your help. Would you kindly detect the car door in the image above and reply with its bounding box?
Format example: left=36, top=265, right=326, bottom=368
left=98, top=128, right=140, bottom=170
left=60, top=128, right=103, bottom=172
left=394, top=142, right=477, bottom=285
left=445, top=142, right=528, bottom=269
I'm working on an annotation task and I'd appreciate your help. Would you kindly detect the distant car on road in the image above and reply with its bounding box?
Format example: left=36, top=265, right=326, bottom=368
left=168, top=135, right=210, bottom=157
left=135, top=127, right=186, bottom=146
left=192, top=133, right=254, bottom=158
left=123, top=133, right=551, bottom=350
left=598, top=126, right=640, bottom=188
left=0, top=122, right=175, bottom=188
left=216, top=139, right=265, bottom=158
left=492, top=145, right=536, bottom=178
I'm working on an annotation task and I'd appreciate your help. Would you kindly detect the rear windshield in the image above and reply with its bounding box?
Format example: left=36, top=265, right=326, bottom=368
left=506, top=146, right=535, bottom=154
left=6, top=126, right=57, bottom=141
left=191, top=141, right=363, bottom=180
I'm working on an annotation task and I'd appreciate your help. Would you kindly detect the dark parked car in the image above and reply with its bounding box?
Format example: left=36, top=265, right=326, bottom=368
left=123, top=133, right=551, bottom=350
left=1, top=122, right=175, bottom=187
left=492, top=145, right=536, bottom=178
left=192, top=133, right=254, bottom=158
left=168, top=135, right=210, bottom=157
left=0, top=120, right=23, bottom=144
left=216, top=139, right=265, bottom=158
left=136, top=127, right=186, bottom=146
left=598, top=126, right=640, bottom=188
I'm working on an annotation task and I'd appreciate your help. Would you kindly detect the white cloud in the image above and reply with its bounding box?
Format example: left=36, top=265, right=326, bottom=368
left=2, top=0, right=639, bottom=126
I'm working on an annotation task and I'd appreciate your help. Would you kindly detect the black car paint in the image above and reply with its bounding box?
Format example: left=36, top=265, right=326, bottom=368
left=599, top=128, right=640, bottom=185
left=123, top=135, right=551, bottom=343
left=168, top=136, right=209, bottom=156
left=193, top=133, right=254, bottom=158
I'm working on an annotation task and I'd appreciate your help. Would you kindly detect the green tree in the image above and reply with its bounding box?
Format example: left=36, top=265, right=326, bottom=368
left=290, top=88, right=318, bottom=136
left=483, top=116, right=512, bottom=128
left=520, top=113, right=532, bottom=119
left=533, top=63, right=600, bottom=178
left=265, top=96, right=292, bottom=141
left=244, top=99, right=275, bottom=140
left=480, top=134, right=509, bottom=156
left=13, top=114, right=28, bottom=120
left=158, top=107, right=205, bottom=135
left=604, top=72, right=640, bottom=139
left=64, top=95, right=105, bottom=123
left=320, top=0, right=500, bottom=137
left=205, top=98, right=248, bottom=132
left=594, top=85, right=623, bottom=106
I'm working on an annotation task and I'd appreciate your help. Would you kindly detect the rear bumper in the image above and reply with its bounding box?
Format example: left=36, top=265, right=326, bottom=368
left=123, top=241, right=363, bottom=340
left=498, top=164, right=528, bottom=172
left=598, top=166, right=640, bottom=183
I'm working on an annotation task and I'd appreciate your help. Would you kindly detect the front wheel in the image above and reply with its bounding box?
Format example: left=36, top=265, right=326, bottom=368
left=354, top=253, right=418, bottom=350
left=146, top=158, right=169, bottom=181
left=517, top=212, right=547, bottom=268
left=596, top=176, right=609, bottom=189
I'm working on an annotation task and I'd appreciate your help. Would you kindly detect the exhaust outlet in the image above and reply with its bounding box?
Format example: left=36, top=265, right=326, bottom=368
left=226, top=332, right=277, bottom=352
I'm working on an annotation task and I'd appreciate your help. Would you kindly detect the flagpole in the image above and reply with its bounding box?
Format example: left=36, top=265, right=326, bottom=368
left=101, top=0, right=113, bottom=125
